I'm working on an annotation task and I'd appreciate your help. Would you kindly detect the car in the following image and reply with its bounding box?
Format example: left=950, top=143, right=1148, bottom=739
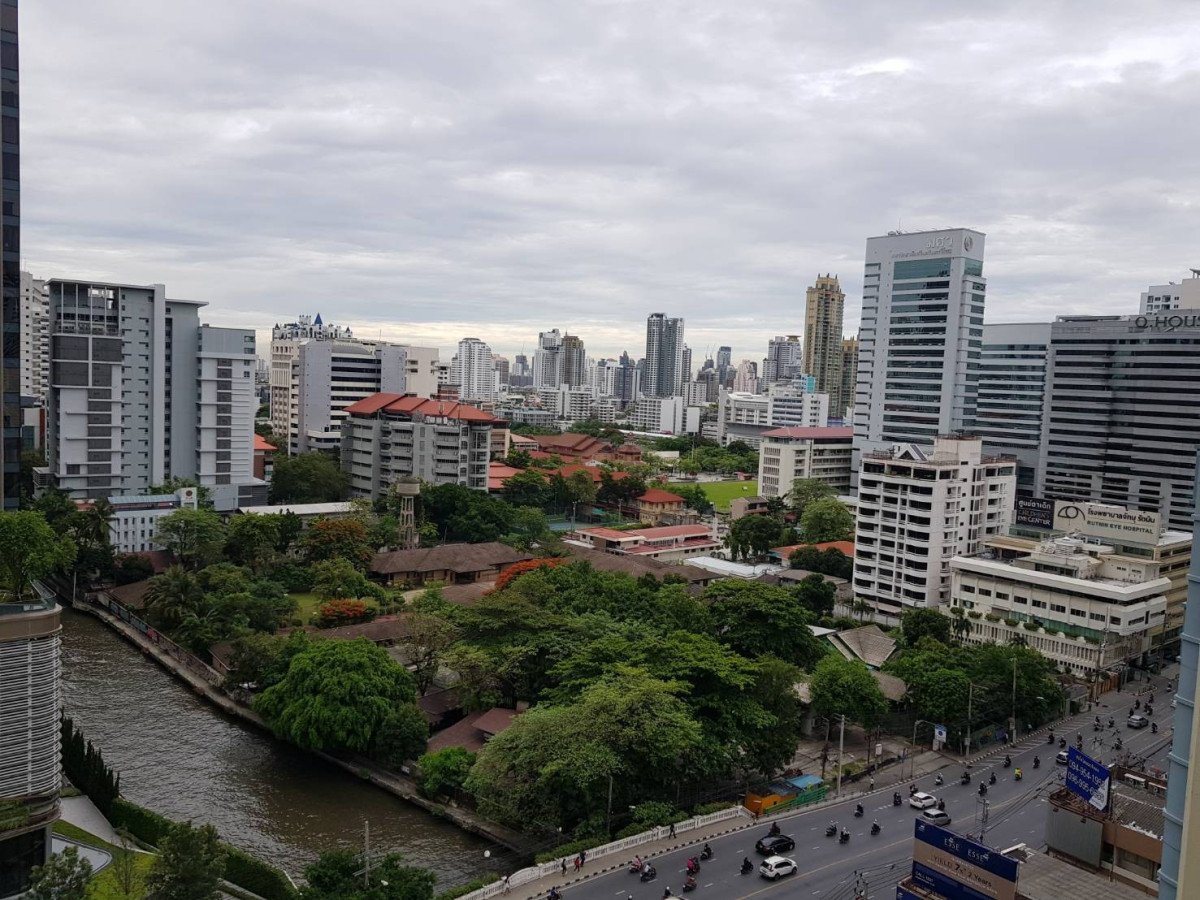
left=920, top=809, right=952, bottom=827
left=1128, top=714, right=1150, bottom=729
left=759, top=856, right=798, bottom=880
left=909, top=791, right=937, bottom=809
left=1056, top=750, right=1070, bottom=765
left=755, top=834, right=796, bottom=855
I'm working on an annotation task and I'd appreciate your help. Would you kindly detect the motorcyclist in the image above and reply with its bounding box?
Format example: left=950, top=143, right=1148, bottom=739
left=840, top=827, right=850, bottom=842
left=1033, top=756, right=1040, bottom=768
left=700, top=844, right=712, bottom=860
left=1153, top=722, right=1159, bottom=734
left=741, top=857, right=752, bottom=874
left=684, top=876, right=696, bottom=890
left=855, top=803, right=864, bottom=817
left=935, top=773, right=944, bottom=785
left=633, top=857, right=642, bottom=872
left=989, top=772, right=997, bottom=785
left=768, top=822, right=780, bottom=837
left=871, top=819, right=880, bottom=833
left=894, top=791, right=902, bottom=804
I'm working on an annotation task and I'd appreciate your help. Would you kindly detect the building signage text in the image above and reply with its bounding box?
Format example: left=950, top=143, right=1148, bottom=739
left=1053, top=501, right=1162, bottom=543
left=1014, top=497, right=1054, bottom=529
left=1133, top=314, right=1200, bottom=331
left=912, top=821, right=1019, bottom=900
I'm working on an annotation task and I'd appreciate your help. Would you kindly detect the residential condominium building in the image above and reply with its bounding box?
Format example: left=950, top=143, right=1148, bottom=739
left=19, top=272, right=47, bottom=404
left=764, top=335, right=802, bottom=385
left=758, top=426, right=854, bottom=499
left=0, top=0, right=18, bottom=512
left=340, top=392, right=499, bottom=497
left=838, top=337, right=858, bottom=424
left=269, top=313, right=354, bottom=436
left=627, top=395, right=700, bottom=435
left=46, top=280, right=260, bottom=511
left=853, top=434, right=1015, bottom=614
left=976, top=322, right=1051, bottom=494
left=949, top=535, right=1169, bottom=678
left=561, top=334, right=586, bottom=388
left=533, top=328, right=563, bottom=389
left=717, top=385, right=829, bottom=448
left=803, top=274, right=845, bottom=408
left=450, top=337, right=499, bottom=403
left=1036, top=313, right=1200, bottom=531
left=644, top=312, right=686, bottom=397
left=853, top=228, right=986, bottom=460
left=1140, top=270, right=1200, bottom=313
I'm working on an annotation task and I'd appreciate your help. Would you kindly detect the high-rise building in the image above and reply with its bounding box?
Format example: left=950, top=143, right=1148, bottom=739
left=767, top=382, right=829, bottom=429
left=715, top=345, right=732, bottom=387
left=681, top=345, right=693, bottom=384
left=764, top=335, right=802, bottom=385
left=758, top=426, right=854, bottom=499
left=644, top=313, right=685, bottom=397
left=1140, top=270, right=1200, bottom=314
left=802, top=274, right=845, bottom=409
left=492, top=354, right=510, bottom=386
left=0, top=589, right=62, bottom=897
left=1, top=0, right=18, bottom=511
left=612, top=358, right=640, bottom=407
left=533, top=329, right=563, bottom=389
left=450, top=337, right=499, bottom=402
left=731, top=359, right=758, bottom=393
left=853, top=435, right=1015, bottom=613
left=976, top=322, right=1051, bottom=494
left=853, top=228, right=986, bottom=458
left=1036, top=313, right=1200, bottom=531
left=838, top=337, right=858, bottom=423
left=46, top=280, right=260, bottom=510
left=19, top=272, right=47, bottom=405
left=561, top=334, right=586, bottom=388
left=269, top=313, right=355, bottom=436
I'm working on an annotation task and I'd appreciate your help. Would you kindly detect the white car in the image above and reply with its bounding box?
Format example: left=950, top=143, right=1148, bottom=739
left=759, top=856, right=798, bottom=880
left=909, top=791, right=937, bottom=809
left=921, top=809, right=952, bottom=827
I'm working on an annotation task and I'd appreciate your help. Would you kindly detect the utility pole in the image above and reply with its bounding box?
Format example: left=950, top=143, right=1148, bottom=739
left=606, top=773, right=614, bottom=834
left=836, top=714, right=846, bottom=799
left=965, top=684, right=974, bottom=756
left=364, top=819, right=370, bottom=888
left=1011, top=657, right=1018, bottom=744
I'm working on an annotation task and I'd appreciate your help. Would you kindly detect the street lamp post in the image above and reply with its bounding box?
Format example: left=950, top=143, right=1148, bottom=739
left=910, top=719, right=934, bottom=781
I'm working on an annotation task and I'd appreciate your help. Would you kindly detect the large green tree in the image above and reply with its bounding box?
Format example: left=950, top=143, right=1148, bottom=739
left=300, top=518, right=374, bottom=569
left=301, top=848, right=435, bottom=900
left=704, top=580, right=826, bottom=670
left=270, top=452, right=349, bottom=504
left=143, top=566, right=205, bottom=630
left=420, top=483, right=515, bottom=543
left=501, top=470, right=550, bottom=508
left=256, top=638, right=427, bottom=757
left=27, top=845, right=92, bottom=900
left=902, top=607, right=952, bottom=647
left=224, top=513, right=282, bottom=570
left=791, top=573, right=837, bottom=617
left=0, top=511, right=76, bottom=600
left=807, top=654, right=889, bottom=729
left=154, top=507, right=225, bottom=569
left=799, top=497, right=853, bottom=544
left=145, top=821, right=226, bottom=900
left=789, top=478, right=836, bottom=517
left=725, top=514, right=781, bottom=560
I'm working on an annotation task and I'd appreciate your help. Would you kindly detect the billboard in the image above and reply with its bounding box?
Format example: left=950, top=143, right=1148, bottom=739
left=912, top=820, right=1019, bottom=900
left=1065, top=747, right=1111, bottom=811
left=1014, top=497, right=1054, bottom=529
left=1053, top=501, right=1162, bottom=543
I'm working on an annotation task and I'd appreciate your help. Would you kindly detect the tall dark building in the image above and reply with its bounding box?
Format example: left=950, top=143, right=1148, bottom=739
left=0, top=0, right=16, bottom=510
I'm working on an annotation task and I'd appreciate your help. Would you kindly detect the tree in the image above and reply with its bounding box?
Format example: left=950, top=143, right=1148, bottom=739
left=143, top=566, right=205, bottom=630
left=312, top=557, right=382, bottom=602
left=504, top=448, right=533, bottom=469
left=301, top=848, right=435, bottom=900
left=256, top=638, right=425, bottom=755
left=276, top=511, right=304, bottom=552
left=399, top=613, right=458, bottom=695
left=420, top=483, right=514, bottom=543
left=300, top=518, right=374, bottom=569
left=501, top=470, right=549, bottom=508
left=225, top=514, right=282, bottom=570
left=902, top=608, right=952, bottom=647
left=270, top=452, right=349, bottom=504
left=704, top=580, right=825, bottom=670
left=223, top=629, right=311, bottom=690
left=112, top=553, right=155, bottom=585
left=149, top=478, right=213, bottom=506
left=109, top=828, right=144, bottom=900
left=673, top=483, right=714, bottom=516
left=950, top=607, right=972, bottom=644
left=566, top=469, right=598, bottom=507
left=807, top=654, right=889, bottom=729
left=34, top=490, right=78, bottom=535
left=507, top=506, right=552, bottom=551
left=791, top=573, right=836, bottom=618
left=416, top=747, right=476, bottom=797
left=725, top=514, right=781, bottom=560
left=799, top=497, right=853, bottom=544
left=0, top=511, right=76, bottom=600
left=154, top=508, right=224, bottom=569
left=27, top=845, right=93, bottom=900
left=789, top=478, right=836, bottom=517
left=19, top=448, right=45, bottom=507
left=146, top=821, right=226, bottom=900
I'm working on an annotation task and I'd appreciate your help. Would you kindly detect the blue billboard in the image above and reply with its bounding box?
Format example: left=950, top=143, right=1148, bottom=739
left=912, top=820, right=1019, bottom=900
left=913, top=820, right=1020, bottom=881
left=1065, top=746, right=1111, bottom=811
left=912, top=863, right=998, bottom=900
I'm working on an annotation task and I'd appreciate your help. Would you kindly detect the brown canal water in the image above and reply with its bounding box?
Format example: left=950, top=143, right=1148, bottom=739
left=60, top=608, right=517, bottom=886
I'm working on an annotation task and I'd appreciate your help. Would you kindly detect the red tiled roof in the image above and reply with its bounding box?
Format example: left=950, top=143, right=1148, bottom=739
left=488, top=461, right=524, bottom=491
left=425, top=707, right=522, bottom=753
left=531, top=433, right=609, bottom=455
left=254, top=434, right=277, bottom=451
left=638, top=489, right=686, bottom=504
left=760, top=426, right=855, bottom=440
left=344, top=392, right=496, bottom=422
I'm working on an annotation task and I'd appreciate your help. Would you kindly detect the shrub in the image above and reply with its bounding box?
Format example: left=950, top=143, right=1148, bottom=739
left=110, top=799, right=173, bottom=847
left=1004, top=618, right=1019, bottom=627
left=1022, top=621, right=1039, bottom=631
left=534, top=837, right=608, bottom=865
left=691, top=802, right=731, bottom=817
left=967, top=611, right=982, bottom=619
left=223, top=846, right=298, bottom=900
left=985, top=614, right=1001, bottom=622
left=436, top=874, right=500, bottom=900
left=417, top=747, right=476, bottom=797
left=61, top=717, right=119, bottom=816
left=631, top=801, right=681, bottom=828
left=314, top=598, right=378, bottom=628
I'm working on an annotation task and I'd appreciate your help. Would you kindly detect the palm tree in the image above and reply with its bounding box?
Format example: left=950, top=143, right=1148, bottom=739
left=853, top=599, right=873, bottom=624
left=950, top=608, right=972, bottom=644
left=80, top=498, right=115, bottom=549
left=143, top=566, right=204, bottom=630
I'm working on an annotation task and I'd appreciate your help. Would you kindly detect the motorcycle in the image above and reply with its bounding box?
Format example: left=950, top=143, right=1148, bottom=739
left=630, top=862, right=645, bottom=875
left=1003, top=756, right=1011, bottom=768
left=685, top=859, right=700, bottom=876
left=989, top=773, right=997, bottom=786
left=1094, top=723, right=1101, bottom=732
left=909, top=784, right=918, bottom=796
left=854, top=804, right=864, bottom=818
left=1135, top=699, right=1141, bottom=711
left=935, top=774, right=944, bottom=786
left=699, top=846, right=712, bottom=862
left=640, top=866, right=657, bottom=883
left=1047, top=732, right=1055, bottom=744
left=549, top=889, right=560, bottom=900
left=893, top=793, right=902, bottom=806
left=839, top=831, right=850, bottom=845
left=768, top=823, right=780, bottom=838
left=979, top=784, right=988, bottom=797
left=1015, top=769, right=1023, bottom=781
left=936, top=799, right=946, bottom=811
left=740, top=859, right=753, bottom=876
left=1059, top=738, right=1067, bottom=748
left=1033, top=756, right=1041, bottom=769
left=683, top=877, right=697, bottom=893
left=960, top=773, right=971, bottom=786
left=825, top=824, right=837, bottom=837
left=1153, top=722, right=1159, bottom=734
left=870, top=822, right=881, bottom=836
left=1115, top=739, right=1123, bottom=751
left=1109, top=718, right=1114, bottom=728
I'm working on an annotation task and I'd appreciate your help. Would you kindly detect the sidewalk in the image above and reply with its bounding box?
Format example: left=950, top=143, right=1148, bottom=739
left=60, top=794, right=123, bottom=845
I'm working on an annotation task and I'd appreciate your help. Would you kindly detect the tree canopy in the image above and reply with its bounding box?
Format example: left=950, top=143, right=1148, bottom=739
left=725, top=514, right=782, bottom=560
left=154, top=507, right=225, bottom=570
left=789, top=478, right=836, bottom=517
left=807, top=654, right=889, bottom=729
left=799, top=497, right=853, bottom=543
left=0, top=511, right=76, bottom=600
left=270, top=452, right=349, bottom=504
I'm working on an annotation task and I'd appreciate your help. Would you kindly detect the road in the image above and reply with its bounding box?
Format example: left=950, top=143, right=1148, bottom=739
left=560, top=676, right=1176, bottom=900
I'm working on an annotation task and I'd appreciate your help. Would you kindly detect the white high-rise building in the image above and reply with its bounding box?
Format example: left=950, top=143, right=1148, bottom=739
left=451, top=337, right=499, bottom=402
left=767, top=382, right=829, bottom=429
left=628, top=396, right=700, bottom=435
left=764, top=335, right=802, bottom=385
left=731, top=360, right=758, bottom=393
left=853, top=434, right=1015, bottom=614
left=19, top=272, right=48, bottom=404
left=270, top=313, right=355, bottom=436
left=644, top=313, right=686, bottom=397
left=1140, top=270, right=1200, bottom=313
left=758, top=426, right=854, bottom=499
left=533, top=328, right=564, bottom=389
left=853, top=228, right=987, bottom=460
left=46, top=280, right=259, bottom=510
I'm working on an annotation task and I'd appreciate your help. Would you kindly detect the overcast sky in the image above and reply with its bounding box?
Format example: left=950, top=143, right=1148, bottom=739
left=21, top=1, right=1200, bottom=362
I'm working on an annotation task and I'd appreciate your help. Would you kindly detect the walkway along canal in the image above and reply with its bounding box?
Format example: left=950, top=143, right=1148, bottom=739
left=60, top=606, right=518, bottom=886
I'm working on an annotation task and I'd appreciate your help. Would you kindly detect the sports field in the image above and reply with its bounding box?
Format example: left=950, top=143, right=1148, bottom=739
left=698, top=480, right=759, bottom=511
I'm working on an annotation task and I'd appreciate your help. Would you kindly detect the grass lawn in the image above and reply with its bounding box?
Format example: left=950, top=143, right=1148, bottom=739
left=699, top=480, right=759, bottom=511
left=53, top=820, right=154, bottom=898
left=288, top=591, right=321, bottom=623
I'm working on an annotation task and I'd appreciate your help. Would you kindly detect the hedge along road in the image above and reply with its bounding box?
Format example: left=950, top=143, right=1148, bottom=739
left=60, top=607, right=518, bottom=886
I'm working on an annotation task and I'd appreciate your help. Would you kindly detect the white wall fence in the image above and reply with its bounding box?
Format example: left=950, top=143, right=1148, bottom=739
left=459, top=807, right=752, bottom=900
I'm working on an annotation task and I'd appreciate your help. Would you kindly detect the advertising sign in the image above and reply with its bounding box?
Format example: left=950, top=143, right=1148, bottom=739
left=1014, top=497, right=1054, bottom=529
left=1053, top=501, right=1162, bottom=543
left=1065, top=746, right=1111, bottom=811
left=912, top=820, right=1019, bottom=900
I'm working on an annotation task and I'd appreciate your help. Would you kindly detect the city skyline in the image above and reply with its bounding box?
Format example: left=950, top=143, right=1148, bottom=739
left=16, top=2, right=1200, bottom=360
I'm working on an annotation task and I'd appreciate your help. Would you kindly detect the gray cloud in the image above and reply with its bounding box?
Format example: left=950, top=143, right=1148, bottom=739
left=21, top=0, right=1200, bottom=361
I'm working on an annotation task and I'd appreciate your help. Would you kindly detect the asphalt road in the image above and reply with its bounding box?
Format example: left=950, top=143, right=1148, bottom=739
left=562, top=678, right=1176, bottom=900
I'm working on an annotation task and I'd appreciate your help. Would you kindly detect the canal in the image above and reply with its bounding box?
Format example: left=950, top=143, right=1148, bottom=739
left=60, top=608, right=516, bottom=886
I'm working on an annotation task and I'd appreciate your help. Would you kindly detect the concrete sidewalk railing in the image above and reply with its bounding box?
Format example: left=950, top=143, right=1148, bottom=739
left=458, top=807, right=751, bottom=900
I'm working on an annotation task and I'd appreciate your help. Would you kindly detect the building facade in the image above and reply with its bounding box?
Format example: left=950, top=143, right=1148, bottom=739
left=853, top=228, right=986, bottom=460
left=1, top=0, right=18, bottom=511
left=627, top=395, right=699, bottom=435
left=767, top=382, right=829, bottom=429
left=341, top=393, right=498, bottom=497
left=107, top=487, right=200, bottom=553
left=950, top=535, right=1169, bottom=677
left=764, top=335, right=802, bottom=385
left=1036, top=313, right=1200, bottom=531
left=533, top=328, right=563, bottom=389
left=19, top=272, right=47, bottom=405
left=976, top=321, right=1051, bottom=494
left=46, top=280, right=258, bottom=509
left=758, top=426, right=854, bottom=499
left=853, top=435, right=1015, bottom=613
left=838, top=337, right=858, bottom=423
left=560, top=334, right=586, bottom=388
left=803, top=274, right=845, bottom=409
left=1140, top=271, right=1200, bottom=313
left=644, top=313, right=685, bottom=397
left=269, top=314, right=354, bottom=437
left=450, top=337, right=499, bottom=403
